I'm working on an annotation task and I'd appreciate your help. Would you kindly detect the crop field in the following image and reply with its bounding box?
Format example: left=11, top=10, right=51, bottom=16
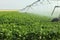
left=0, top=11, right=60, bottom=40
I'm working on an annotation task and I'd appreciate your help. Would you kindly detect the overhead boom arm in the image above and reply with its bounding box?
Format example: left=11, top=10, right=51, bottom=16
left=20, top=0, right=40, bottom=11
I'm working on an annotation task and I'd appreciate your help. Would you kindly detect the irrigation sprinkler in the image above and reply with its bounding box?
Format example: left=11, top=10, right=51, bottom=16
left=51, top=6, right=60, bottom=16
left=20, top=0, right=59, bottom=16
left=51, top=6, right=60, bottom=22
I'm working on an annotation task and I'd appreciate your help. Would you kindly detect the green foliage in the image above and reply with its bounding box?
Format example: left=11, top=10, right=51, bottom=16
left=0, top=11, right=60, bottom=40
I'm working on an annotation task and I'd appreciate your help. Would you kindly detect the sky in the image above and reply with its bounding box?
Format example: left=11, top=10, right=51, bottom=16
left=0, top=0, right=60, bottom=17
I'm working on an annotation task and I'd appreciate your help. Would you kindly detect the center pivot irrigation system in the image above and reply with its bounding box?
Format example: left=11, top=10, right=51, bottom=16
left=20, top=0, right=60, bottom=16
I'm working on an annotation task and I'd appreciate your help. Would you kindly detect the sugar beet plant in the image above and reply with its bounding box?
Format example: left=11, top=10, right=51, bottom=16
left=0, top=11, right=60, bottom=40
